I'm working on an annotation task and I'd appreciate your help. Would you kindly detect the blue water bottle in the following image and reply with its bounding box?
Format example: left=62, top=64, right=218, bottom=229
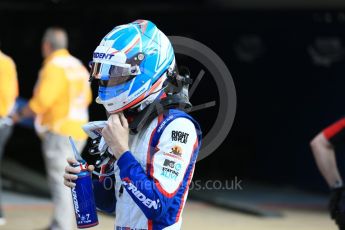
left=69, top=137, right=99, bottom=228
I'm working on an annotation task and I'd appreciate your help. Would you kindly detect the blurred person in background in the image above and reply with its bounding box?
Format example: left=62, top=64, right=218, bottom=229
left=310, top=118, right=345, bottom=230
left=0, top=44, right=18, bottom=225
left=11, top=27, right=92, bottom=230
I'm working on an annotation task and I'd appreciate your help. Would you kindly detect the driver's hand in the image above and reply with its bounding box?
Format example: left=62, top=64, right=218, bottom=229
left=63, top=157, right=94, bottom=188
left=102, top=113, right=129, bottom=159
left=329, top=186, right=345, bottom=229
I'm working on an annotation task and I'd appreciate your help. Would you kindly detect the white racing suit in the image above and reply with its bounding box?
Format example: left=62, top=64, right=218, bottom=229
left=96, top=109, right=201, bottom=230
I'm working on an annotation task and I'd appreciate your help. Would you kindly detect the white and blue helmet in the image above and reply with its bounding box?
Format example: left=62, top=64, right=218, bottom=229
left=90, top=20, right=175, bottom=113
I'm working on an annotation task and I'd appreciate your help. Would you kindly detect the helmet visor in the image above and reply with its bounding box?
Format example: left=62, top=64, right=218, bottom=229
left=89, top=62, right=140, bottom=86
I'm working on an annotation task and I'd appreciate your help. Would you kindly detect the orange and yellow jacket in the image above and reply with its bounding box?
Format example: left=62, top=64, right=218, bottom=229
left=29, top=49, right=92, bottom=140
left=0, top=51, right=18, bottom=117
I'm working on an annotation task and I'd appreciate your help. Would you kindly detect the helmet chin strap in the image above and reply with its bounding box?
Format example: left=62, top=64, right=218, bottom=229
left=135, top=86, right=167, bottom=112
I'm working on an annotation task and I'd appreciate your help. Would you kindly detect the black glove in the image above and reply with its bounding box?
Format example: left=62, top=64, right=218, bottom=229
left=330, top=186, right=345, bottom=229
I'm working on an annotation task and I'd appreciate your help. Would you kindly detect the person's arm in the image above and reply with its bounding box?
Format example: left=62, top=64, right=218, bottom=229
left=11, top=106, right=35, bottom=123
left=13, top=64, right=66, bottom=122
left=102, top=114, right=198, bottom=220
left=311, top=121, right=345, bottom=228
left=310, top=132, right=342, bottom=188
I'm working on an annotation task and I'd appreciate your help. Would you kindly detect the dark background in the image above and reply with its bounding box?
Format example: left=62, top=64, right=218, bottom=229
left=2, top=0, right=345, bottom=192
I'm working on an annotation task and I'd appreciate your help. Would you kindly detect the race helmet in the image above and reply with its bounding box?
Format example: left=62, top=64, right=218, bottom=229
left=90, top=20, right=175, bottom=113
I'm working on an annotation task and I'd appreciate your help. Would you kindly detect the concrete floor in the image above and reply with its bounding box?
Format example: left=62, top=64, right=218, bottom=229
left=0, top=191, right=337, bottom=230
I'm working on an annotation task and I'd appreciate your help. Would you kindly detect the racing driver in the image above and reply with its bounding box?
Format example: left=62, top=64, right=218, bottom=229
left=64, top=20, right=202, bottom=230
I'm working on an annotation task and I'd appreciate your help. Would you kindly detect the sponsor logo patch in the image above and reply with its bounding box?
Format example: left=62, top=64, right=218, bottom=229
left=93, top=52, right=114, bottom=60
left=71, top=187, right=80, bottom=218
left=163, top=145, right=184, bottom=161
left=161, top=159, right=182, bottom=180
left=122, top=179, right=160, bottom=209
left=163, top=152, right=183, bottom=160
left=172, top=130, right=189, bottom=144
left=170, top=145, right=183, bottom=156
left=163, top=159, right=176, bottom=168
